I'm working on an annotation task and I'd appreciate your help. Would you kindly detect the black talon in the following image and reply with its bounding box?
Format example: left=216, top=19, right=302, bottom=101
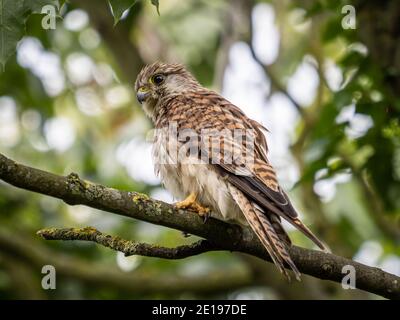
left=202, top=212, right=210, bottom=223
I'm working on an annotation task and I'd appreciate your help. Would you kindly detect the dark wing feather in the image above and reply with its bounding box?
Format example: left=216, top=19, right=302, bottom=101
left=219, top=167, right=326, bottom=250
left=242, top=172, right=298, bottom=217
left=204, top=96, right=327, bottom=250
left=174, top=91, right=326, bottom=251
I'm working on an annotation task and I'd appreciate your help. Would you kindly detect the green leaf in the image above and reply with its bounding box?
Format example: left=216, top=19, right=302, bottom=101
left=25, top=0, right=59, bottom=12
left=150, top=0, right=159, bottom=15
left=0, top=0, right=26, bottom=70
left=0, top=0, right=58, bottom=70
left=108, top=0, right=137, bottom=25
left=58, top=0, right=66, bottom=10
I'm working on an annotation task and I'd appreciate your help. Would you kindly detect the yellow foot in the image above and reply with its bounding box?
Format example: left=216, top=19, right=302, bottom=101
left=175, top=193, right=210, bottom=221
left=175, top=192, right=197, bottom=210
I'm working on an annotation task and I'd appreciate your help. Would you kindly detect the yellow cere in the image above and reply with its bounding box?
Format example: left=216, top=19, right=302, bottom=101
left=138, top=86, right=148, bottom=93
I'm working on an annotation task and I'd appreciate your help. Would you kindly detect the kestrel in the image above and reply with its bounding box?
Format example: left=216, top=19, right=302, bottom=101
left=135, top=62, right=326, bottom=280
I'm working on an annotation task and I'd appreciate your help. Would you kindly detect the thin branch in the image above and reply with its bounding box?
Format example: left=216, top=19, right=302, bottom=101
left=0, top=226, right=251, bottom=295
left=236, top=0, right=307, bottom=117
left=0, top=153, right=399, bottom=299
left=37, top=227, right=219, bottom=259
left=250, top=48, right=304, bottom=116
left=213, top=0, right=251, bottom=90
left=244, top=2, right=304, bottom=116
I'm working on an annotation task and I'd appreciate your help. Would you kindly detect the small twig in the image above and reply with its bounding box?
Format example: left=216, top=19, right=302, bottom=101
left=245, top=10, right=304, bottom=115
left=0, top=226, right=251, bottom=295
left=251, top=49, right=304, bottom=115
left=37, top=227, right=219, bottom=259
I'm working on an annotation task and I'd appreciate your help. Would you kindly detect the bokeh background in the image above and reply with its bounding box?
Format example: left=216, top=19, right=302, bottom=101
left=0, top=0, right=399, bottom=299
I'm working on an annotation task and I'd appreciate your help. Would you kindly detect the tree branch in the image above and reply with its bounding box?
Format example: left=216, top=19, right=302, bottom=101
left=0, top=226, right=251, bottom=296
left=0, top=153, right=399, bottom=299
left=238, top=0, right=304, bottom=116
left=37, top=227, right=220, bottom=259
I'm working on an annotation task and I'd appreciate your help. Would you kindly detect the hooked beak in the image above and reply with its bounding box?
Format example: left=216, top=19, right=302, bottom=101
left=136, top=87, right=149, bottom=104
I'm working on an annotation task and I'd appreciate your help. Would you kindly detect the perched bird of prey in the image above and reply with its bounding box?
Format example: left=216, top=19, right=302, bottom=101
left=135, top=62, right=326, bottom=280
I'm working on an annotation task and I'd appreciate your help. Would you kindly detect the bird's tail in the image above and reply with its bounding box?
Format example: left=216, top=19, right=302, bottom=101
left=228, top=185, right=301, bottom=281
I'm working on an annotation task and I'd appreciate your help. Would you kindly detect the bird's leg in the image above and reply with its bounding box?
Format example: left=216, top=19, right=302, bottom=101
left=175, top=192, right=210, bottom=221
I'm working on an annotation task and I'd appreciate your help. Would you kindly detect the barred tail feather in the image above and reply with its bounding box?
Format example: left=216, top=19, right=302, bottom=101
left=228, top=185, right=300, bottom=281
left=269, top=212, right=291, bottom=245
left=254, top=206, right=301, bottom=281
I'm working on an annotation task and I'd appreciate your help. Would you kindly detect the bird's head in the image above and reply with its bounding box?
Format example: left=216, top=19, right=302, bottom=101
left=134, top=61, right=199, bottom=118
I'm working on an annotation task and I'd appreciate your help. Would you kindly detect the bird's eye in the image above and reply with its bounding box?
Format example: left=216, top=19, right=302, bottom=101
left=151, top=74, right=165, bottom=85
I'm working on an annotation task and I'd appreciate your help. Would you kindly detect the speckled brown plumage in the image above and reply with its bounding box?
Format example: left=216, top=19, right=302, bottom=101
left=134, top=61, right=326, bottom=280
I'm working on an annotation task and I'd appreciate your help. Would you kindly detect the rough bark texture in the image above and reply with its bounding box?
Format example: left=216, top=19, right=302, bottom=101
left=0, top=226, right=251, bottom=295
left=37, top=227, right=221, bottom=259
left=0, top=153, right=399, bottom=299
